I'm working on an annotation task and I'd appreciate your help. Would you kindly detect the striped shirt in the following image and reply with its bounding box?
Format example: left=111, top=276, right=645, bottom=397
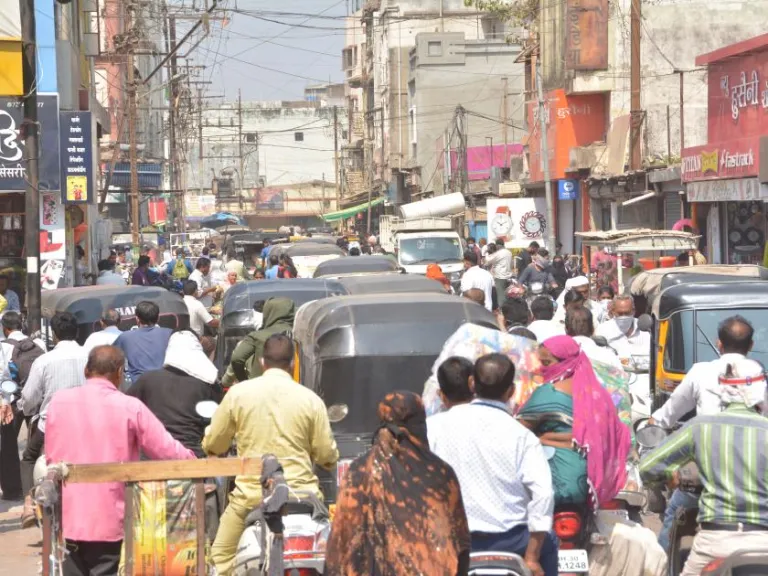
left=21, top=340, right=88, bottom=433
left=639, top=403, right=768, bottom=526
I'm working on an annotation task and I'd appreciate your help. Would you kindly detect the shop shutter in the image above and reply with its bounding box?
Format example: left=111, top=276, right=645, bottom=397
left=664, top=192, right=683, bottom=230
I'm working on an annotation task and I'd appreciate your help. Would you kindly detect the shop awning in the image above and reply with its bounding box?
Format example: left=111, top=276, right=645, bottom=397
left=322, top=196, right=386, bottom=222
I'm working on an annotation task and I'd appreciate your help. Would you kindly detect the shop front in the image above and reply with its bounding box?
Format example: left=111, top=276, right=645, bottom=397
left=683, top=35, right=768, bottom=264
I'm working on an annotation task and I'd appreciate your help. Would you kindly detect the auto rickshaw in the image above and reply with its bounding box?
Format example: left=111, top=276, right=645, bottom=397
left=337, top=274, right=448, bottom=295
left=292, top=292, right=498, bottom=499
left=40, top=285, right=189, bottom=346
left=215, top=278, right=346, bottom=372
left=312, top=255, right=402, bottom=278
left=647, top=281, right=768, bottom=410
left=268, top=242, right=346, bottom=278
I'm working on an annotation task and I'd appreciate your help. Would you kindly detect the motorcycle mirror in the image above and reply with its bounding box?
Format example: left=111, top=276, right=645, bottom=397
left=195, top=400, right=219, bottom=420
left=592, top=335, right=609, bottom=348
left=327, top=403, right=348, bottom=424
left=637, top=314, right=653, bottom=332
left=542, top=445, right=556, bottom=461
left=635, top=424, right=668, bottom=449
left=0, top=380, right=18, bottom=395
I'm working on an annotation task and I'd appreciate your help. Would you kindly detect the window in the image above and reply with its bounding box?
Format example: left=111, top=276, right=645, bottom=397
left=342, top=130, right=348, bottom=140
left=427, top=41, right=442, bottom=57
left=295, top=132, right=304, bottom=142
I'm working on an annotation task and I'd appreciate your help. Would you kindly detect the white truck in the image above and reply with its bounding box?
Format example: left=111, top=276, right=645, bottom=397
left=379, top=215, right=465, bottom=289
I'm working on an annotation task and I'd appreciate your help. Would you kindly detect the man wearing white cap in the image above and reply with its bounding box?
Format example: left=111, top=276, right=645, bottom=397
left=553, top=276, right=602, bottom=325
left=649, top=315, right=765, bottom=552
left=641, top=352, right=768, bottom=574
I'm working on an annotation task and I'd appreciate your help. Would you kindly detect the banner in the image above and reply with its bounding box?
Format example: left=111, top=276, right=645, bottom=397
left=59, top=111, right=94, bottom=203
left=0, top=94, right=60, bottom=192
left=486, top=197, right=549, bottom=248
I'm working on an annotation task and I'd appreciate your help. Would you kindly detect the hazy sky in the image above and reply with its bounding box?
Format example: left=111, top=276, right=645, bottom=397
left=191, top=0, right=348, bottom=102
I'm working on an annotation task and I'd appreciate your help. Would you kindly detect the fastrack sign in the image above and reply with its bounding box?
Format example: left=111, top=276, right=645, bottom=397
left=681, top=136, right=761, bottom=182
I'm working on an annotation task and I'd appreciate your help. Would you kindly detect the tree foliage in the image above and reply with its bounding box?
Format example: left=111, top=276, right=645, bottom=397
left=463, top=0, right=539, bottom=30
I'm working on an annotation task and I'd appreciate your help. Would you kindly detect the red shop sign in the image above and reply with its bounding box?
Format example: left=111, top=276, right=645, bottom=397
left=681, top=136, right=761, bottom=182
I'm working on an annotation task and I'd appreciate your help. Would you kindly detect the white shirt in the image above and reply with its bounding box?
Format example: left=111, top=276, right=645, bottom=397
left=83, top=326, right=122, bottom=354
left=20, top=340, right=88, bottom=432
left=527, top=319, right=565, bottom=343
left=96, top=270, right=126, bottom=286
left=485, top=250, right=513, bottom=280
left=427, top=400, right=554, bottom=533
left=651, top=353, right=759, bottom=428
left=189, top=269, right=214, bottom=307
left=572, top=335, right=624, bottom=371
left=595, top=318, right=651, bottom=360
left=184, top=295, right=213, bottom=336
left=460, top=266, right=495, bottom=311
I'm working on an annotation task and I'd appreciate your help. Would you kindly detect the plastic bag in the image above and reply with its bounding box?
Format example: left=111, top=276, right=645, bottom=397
left=119, top=480, right=208, bottom=575
left=422, top=324, right=542, bottom=416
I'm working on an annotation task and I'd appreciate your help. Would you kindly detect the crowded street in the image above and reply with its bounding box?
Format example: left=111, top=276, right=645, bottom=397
left=5, top=0, right=768, bottom=574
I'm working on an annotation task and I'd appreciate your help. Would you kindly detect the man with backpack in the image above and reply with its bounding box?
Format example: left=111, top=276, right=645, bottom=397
left=167, top=248, right=192, bottom=281
left=0, top=312, right=45, bottom=501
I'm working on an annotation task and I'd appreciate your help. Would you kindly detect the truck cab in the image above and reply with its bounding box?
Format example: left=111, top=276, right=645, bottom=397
left=380, top=216, right=464, bottom=291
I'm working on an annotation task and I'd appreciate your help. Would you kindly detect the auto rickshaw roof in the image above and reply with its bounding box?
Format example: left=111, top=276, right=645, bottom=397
left=631, top=265, right=768, bottom=299
left=312, top=255, right=401, bottom=278
left=41, top=285, right=186, bottom=324
left=337, top=274, right=447, bottom=295
left=294, top=293, right=498, bottom=357
left=220, top=278, right=346, bottom=319
left=576, top=228, right=700, bottom=252
left=654, top=281, right=768, bottom=319
left=276, top=242, right=346, bottom=257
left=216, top=225, right=252, bottom=236
left=294, top=236, right=338, bottom=245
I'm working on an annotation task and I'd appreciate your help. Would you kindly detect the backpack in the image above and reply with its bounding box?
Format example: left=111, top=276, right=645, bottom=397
left=4, top=338, right=44, bottom=387
left=172, top=258, right=190, bottom=280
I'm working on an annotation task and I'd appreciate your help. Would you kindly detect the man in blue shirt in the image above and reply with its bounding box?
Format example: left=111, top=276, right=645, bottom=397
left=265, top=255, right=280, bottom=280
left=113, top=301, right=173, bottom=387
left=0, top=275, right=21, bottom=312
left=260, top=239, right=272, bottom=268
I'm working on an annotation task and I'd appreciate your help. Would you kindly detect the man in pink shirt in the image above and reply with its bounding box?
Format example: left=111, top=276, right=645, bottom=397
left=46, top=345, right=195, bottom=576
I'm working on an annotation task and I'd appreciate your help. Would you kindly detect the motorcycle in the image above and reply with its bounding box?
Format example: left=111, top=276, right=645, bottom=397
left=195, top=400, right=342, bottom=576
left=468, top=552, right=531, bottom=575
left=635, top=423, right=702, bottom=576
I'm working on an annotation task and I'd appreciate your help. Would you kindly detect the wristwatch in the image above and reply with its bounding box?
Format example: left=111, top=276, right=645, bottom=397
left=491, top=205, right=513, bottom=238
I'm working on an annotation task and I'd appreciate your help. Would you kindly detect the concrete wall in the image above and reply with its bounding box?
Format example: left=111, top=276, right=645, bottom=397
left=408, top=32, right=524, bottom=193
left=188, top=102, right=344, bottom=190
left=543, top=0, right=768, bottom=162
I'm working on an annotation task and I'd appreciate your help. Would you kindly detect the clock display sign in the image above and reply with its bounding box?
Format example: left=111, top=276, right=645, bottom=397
left=486, top=198, right=549, bottom=248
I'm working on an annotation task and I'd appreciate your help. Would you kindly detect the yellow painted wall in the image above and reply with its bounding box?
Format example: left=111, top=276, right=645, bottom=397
left=0, top=40, right=23, bottom=96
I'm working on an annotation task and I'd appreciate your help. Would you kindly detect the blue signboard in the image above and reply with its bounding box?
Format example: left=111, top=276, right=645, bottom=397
left=0, top=94, right=60, bottom=192
left=59, top=111, right=94, bottom=203
left=558, top=179, right=579, bottom=200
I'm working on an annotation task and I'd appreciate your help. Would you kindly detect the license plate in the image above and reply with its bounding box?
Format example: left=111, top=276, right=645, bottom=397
left=558, top=549, right=589, bottom=573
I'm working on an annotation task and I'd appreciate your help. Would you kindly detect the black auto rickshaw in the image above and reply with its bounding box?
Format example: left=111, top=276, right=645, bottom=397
left=312, top=255, right=401, bottom=278
left=40, top=285, right=189, bottom=346
left=647, top=281, right=768, bottom=410
left=337, top=274, right=448, bottom=295
left=292, top=292, right=498, bottom=499
left=215, top=278, right=346, bottom=372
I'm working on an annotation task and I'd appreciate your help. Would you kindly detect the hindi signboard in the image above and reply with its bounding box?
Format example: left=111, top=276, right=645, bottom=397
left=59, top=111, right=94, bottom=203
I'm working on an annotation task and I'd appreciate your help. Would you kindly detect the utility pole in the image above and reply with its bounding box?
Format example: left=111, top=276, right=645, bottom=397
left=19, top=0, right=40, bottom=331
left=333, top=106, right=340, bottom=208
left=678, top=70, right=685, bottom=155
left=501, top=77, right=508, bottom=167
left=536, top=60, right=556, bottom=252
left=167, top=14, right=181, bottom=231
left=237, top=89, right=244, bottom=200
left=629, top=0, right=642, bottom=170
left=127, top=3, right=140, bottom=248
left=198, top=88, right=203, bottom=196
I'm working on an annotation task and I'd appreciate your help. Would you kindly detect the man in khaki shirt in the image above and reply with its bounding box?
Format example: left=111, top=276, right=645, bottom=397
left=203, top=334, right=339, bottom=575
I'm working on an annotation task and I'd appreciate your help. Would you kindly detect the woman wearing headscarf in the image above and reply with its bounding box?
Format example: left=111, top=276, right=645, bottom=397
left=325, top=392, right=470, bottom=576
left=517, top=335, right=631, bottom=507
left=426, top=262, right=452, bottom=293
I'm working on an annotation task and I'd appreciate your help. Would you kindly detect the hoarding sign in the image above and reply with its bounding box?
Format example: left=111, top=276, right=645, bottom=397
left=558, top=179, right=579, bottom=200
left=681, top=137, right=761, bottom=182
left=566, top=0, right=609, bottom=70
left=487, top=197, right=549, bottom=248
left=0, top=94, right=60, bottom=192
left=59, top=111, right=94, bottom=203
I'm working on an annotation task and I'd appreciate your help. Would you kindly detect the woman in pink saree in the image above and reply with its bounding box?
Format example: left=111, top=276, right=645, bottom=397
left=518, top=335, right=631, bottom=507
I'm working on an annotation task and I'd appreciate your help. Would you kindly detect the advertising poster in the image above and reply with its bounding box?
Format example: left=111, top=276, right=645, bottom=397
left=59, top=111, right=94, bottom=203
left=486, top=197, right=549, bottom=248
left=0, top=94, right=60, bottom=192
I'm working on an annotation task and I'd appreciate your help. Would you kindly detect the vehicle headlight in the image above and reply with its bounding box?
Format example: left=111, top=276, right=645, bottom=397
left=448, top=271, right=462, bottom=281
